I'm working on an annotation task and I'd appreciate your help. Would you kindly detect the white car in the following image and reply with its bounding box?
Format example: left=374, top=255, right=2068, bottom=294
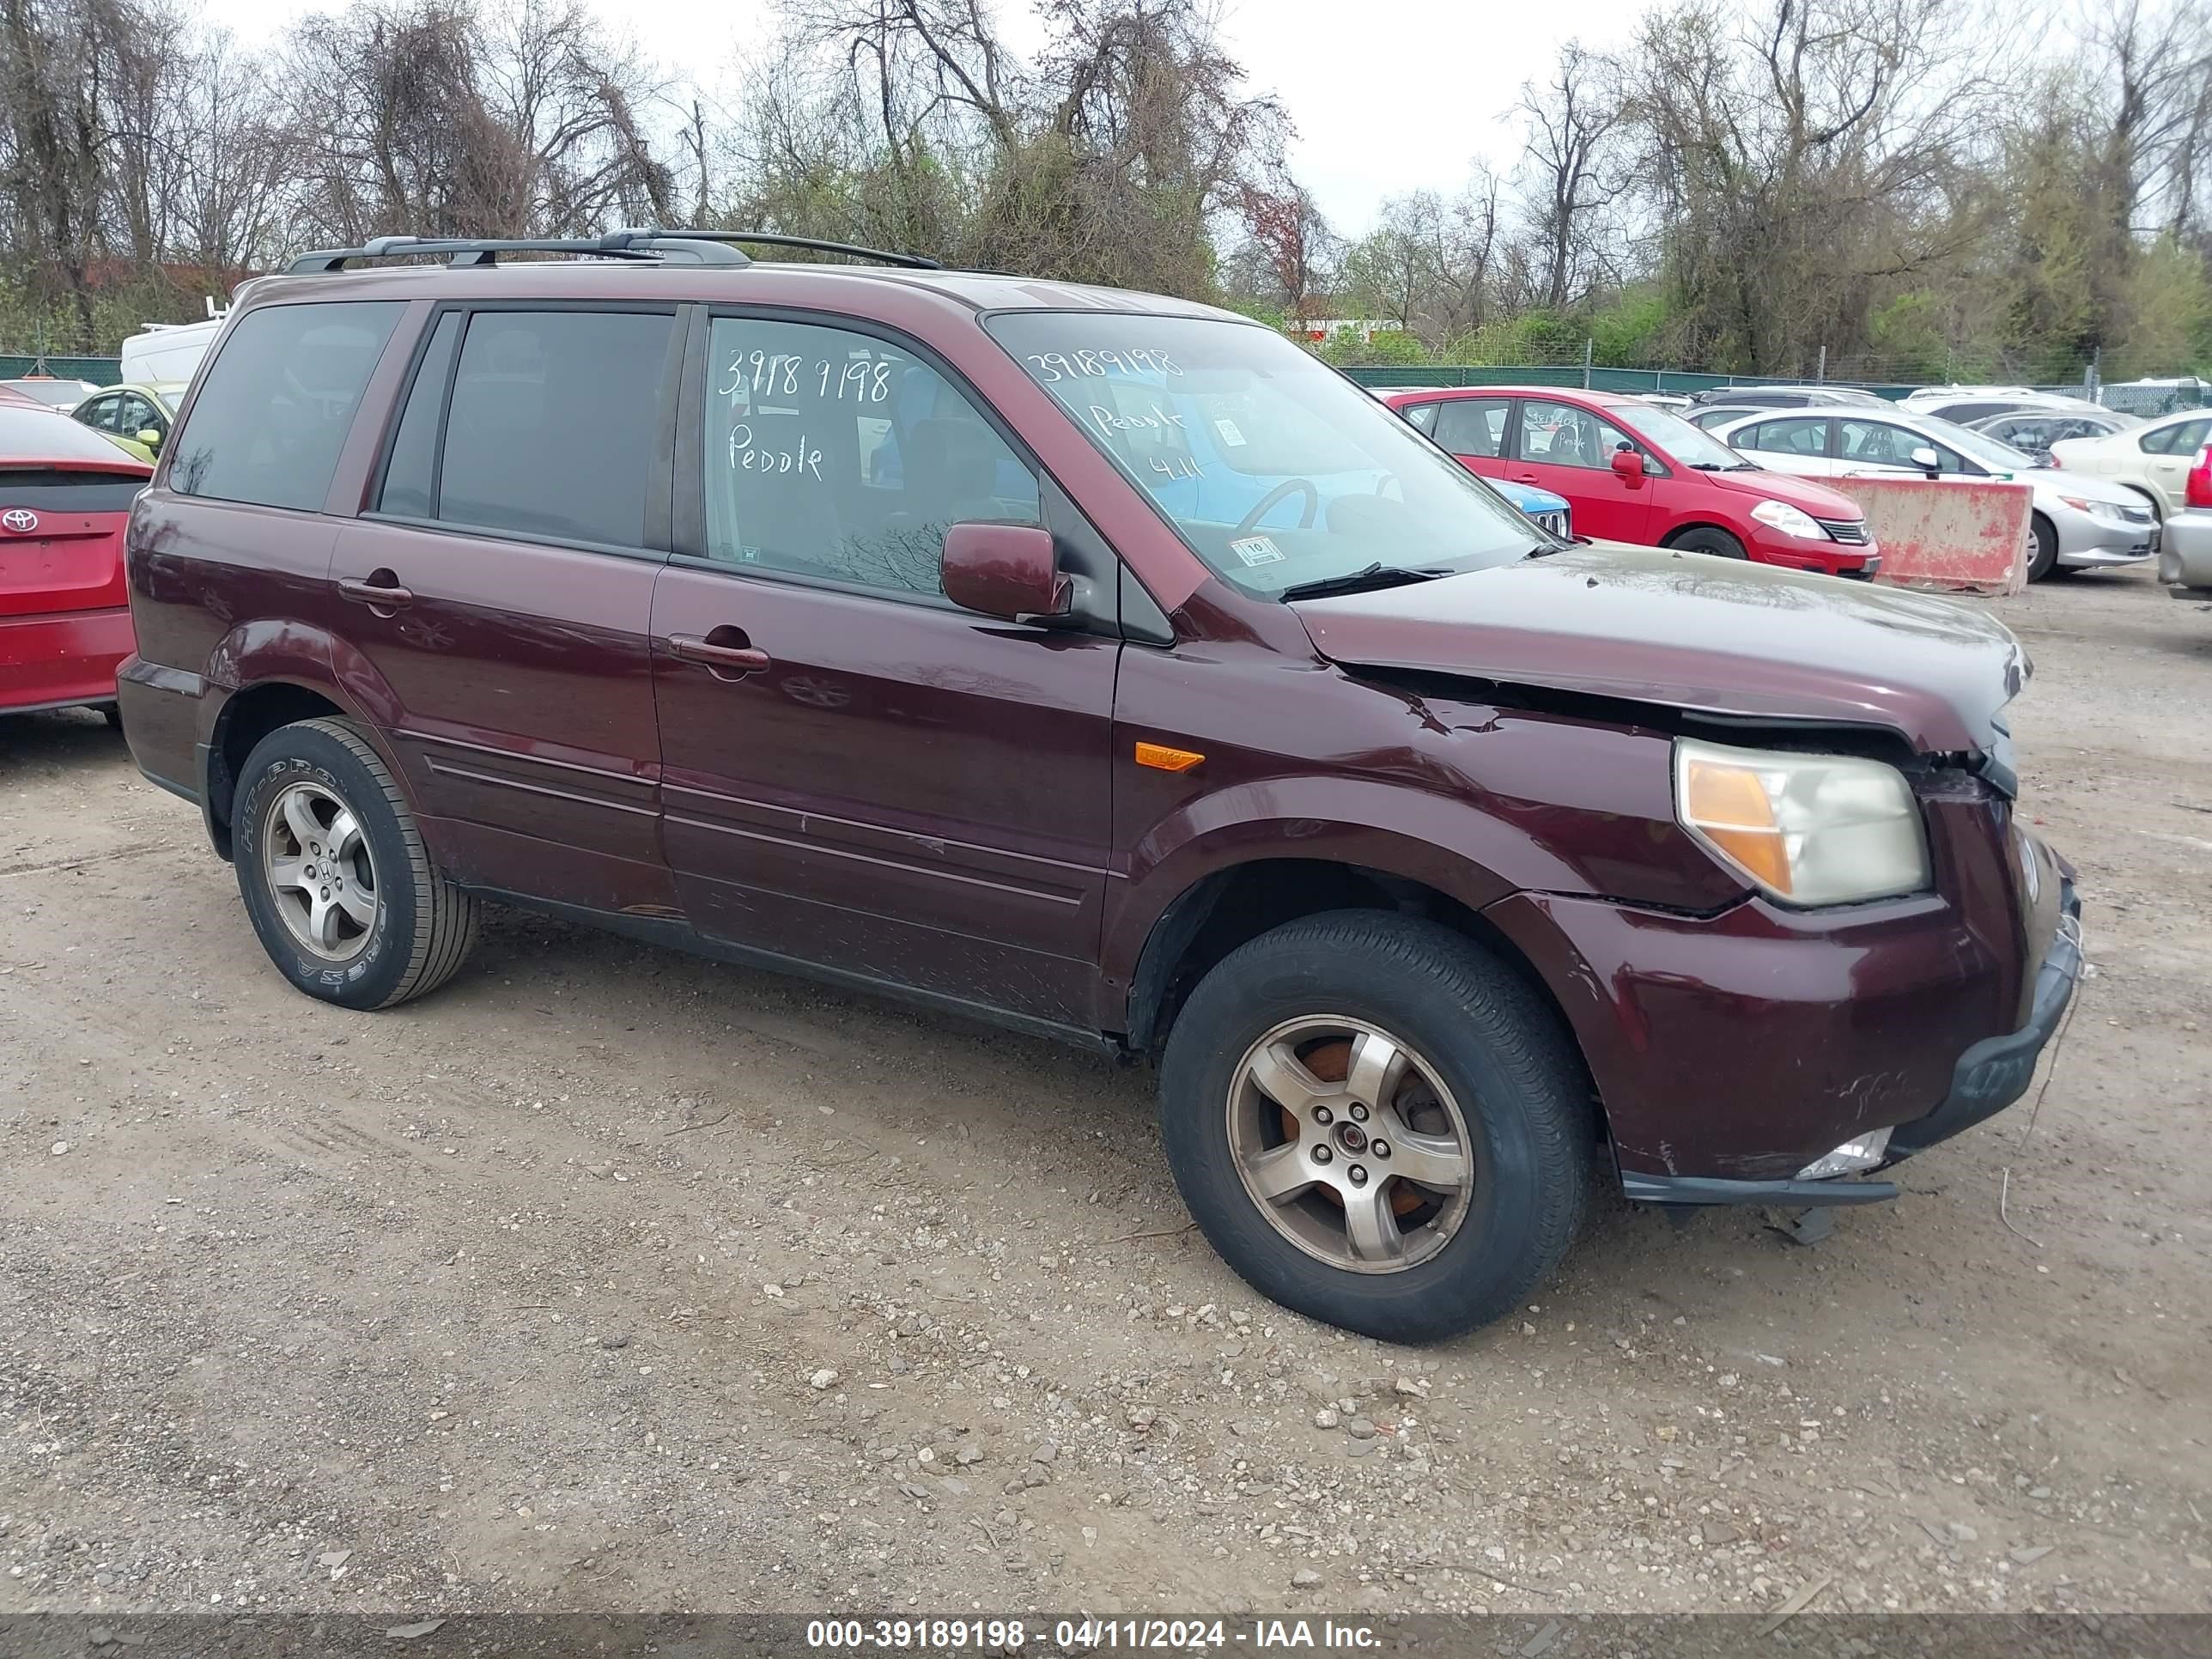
left=1710, top=404, right=2157, bottom=580
left=2046, top=407, right=2212, bottom=520
left=1905, top=386, right=2132, bottom=427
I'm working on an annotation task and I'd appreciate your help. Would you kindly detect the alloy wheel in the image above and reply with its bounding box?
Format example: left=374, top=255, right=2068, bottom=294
left=262, top=779, right=380, bottom=961
left=1225, top=1015, right=1478, bottom=1273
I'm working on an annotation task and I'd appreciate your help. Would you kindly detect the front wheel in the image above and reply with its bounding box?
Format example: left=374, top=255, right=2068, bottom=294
left=233, top=717, right=479, bottom=1009
left=1158, top=912, right=1594, bottom=1342
left=2027, top=514, right=2061, bottom=581
left=1667, top=526, right=1746, bottom=560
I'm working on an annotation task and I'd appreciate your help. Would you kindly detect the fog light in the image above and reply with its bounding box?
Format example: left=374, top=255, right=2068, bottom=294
left=1797, top=1127, right=1893, bottom=1181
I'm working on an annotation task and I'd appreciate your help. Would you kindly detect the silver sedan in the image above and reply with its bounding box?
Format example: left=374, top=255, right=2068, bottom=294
left=2160, top=509, right=2212, bottom=598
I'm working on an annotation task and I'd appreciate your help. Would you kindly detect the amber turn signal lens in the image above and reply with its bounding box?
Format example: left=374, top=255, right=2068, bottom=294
left=1680, top=756, right=1793, bottom=896
left=1134, top=741, right=1205, bottom=773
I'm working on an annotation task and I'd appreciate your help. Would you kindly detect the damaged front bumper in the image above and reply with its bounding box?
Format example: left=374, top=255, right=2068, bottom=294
left=1622, top=878, right=2082, bottom=1208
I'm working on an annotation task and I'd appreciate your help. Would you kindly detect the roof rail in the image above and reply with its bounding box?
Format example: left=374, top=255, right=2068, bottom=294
left=639, top=230, right=942, bottom=270
left=285, top=231, right=752, bottom=274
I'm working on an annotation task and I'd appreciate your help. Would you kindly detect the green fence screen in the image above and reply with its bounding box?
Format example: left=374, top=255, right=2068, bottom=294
left=0, top=355, right=125, bottom=387
left=1343, top=364, right=1921, bottom=401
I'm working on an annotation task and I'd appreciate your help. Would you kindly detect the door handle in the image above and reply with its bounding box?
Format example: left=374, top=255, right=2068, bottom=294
left=667, top=632, right=771, bottom=677
left=1512, top=472, right=1540, bottom=483
left=337, top=574, right=414, bottom=610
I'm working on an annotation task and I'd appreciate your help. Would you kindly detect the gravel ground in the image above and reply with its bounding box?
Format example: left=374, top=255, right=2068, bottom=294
left=2, top=563, right=2208, bottom=1625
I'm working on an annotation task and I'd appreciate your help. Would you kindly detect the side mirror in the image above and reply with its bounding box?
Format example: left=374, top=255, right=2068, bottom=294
left=1910, top=445, right=1941, bottom=476
left=136, top=428, right=162, bottom=451
left=941, top=522, right=1068, bottom=621
left=1610, top=445, right=1646, bottom=487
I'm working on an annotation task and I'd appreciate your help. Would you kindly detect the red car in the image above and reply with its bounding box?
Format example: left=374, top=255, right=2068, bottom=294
left=1387, top=386, right=1880, bottom=577
left=2, top=405, right=152, bottom=723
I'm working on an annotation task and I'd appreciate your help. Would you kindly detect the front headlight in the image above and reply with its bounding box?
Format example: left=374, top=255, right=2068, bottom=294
left=1748, top=499, right=1825, bottom=540
left=1674, top=738, right=1930, bottom=906
left=2057, top=494, right=2126, bottom=520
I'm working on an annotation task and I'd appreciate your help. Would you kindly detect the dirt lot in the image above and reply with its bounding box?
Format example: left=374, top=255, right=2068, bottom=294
left=3, top=564, right=2209, bottom=1626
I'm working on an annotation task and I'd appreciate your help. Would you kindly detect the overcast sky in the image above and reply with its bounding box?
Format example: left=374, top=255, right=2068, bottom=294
left=191, top=0, right=1646, bottom=237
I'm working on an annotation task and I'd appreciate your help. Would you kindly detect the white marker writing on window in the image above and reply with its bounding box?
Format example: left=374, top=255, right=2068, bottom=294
left=728, top=422, right=823, bottom=479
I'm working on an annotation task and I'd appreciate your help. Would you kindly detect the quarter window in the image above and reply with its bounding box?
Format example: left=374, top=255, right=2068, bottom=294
left=1399, top=401, right=1440, bottom=434
left=377, top=312, right=464, bottom=521
left=169, top=301, right=403, bottom=510
left=701, top=316, right=1039, bottom=598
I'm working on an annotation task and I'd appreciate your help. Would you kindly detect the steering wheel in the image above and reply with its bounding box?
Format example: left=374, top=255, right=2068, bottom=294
left=1235, top=477, right=1321, bottom=537
left=1373, top=472, right=1403, bottom=501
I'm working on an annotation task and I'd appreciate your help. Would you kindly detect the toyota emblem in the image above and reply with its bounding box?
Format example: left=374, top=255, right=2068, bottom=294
left=1, top=507, right=37, bottom=533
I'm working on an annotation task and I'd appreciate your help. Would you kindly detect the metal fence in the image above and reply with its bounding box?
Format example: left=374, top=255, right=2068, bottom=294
left=1340, top=363, right=2209, bottom=411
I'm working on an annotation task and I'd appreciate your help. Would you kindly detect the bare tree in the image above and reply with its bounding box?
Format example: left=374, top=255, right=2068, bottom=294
left=1515, top=44, right=1628, bottom=311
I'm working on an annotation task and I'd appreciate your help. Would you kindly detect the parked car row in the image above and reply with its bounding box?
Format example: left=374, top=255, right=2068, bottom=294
left=1383, top=386, right=1880, bottom=576
left=1374, top=380, right=2182, bottom=586
left=1705, top=405, right=2155, bottom=580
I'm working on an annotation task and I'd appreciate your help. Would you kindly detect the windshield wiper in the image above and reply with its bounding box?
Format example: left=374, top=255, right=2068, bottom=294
left=1278, top=562, right=1447, bottom=602
left=1686, top=460, right=1758, bottom=471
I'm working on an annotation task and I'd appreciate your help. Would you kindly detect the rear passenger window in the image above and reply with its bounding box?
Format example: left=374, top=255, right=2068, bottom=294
left=701, top=316, right=1039, bottom=597
left=1433, top=398, right=1510, bottom=457
left=428, top=310, right=673, bottom=547
left=1737, top=417, right=1829, bottom=458
left=169, top=301, right=402, bottom=510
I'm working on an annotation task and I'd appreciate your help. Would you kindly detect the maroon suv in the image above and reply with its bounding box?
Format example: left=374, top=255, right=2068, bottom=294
left=117, top=232, right=2080, bottom=1341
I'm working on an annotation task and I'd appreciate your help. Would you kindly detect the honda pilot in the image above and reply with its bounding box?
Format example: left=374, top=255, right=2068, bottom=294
left=117, top=232, right=2081, bottom=1340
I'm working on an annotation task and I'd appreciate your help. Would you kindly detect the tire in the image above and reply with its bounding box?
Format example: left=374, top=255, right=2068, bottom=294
left=1157, top=911, right=1594, bottom=1342
left=233, top=716, right=478, bottom=1010
left=2027, top=514, right=2060, bottom=581
left=1667, top=526, right=1746, bottom=560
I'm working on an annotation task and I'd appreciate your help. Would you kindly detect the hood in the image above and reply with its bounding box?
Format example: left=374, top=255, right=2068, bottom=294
left=1291, top=544, right=2027, bottom=755
left=1694, top=465, right=1867, bottom=519
left=2016, top=466, right=2141, bottom=507
left=1492, top=478, right=1570, bottom=513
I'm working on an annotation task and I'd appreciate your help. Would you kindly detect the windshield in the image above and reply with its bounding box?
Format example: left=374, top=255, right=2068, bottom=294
left=985, top=313, right=1542, bottom=595
left=1607, top=401, right=1753, bottom=469
left=1913, top=414, right=2037, bottom=472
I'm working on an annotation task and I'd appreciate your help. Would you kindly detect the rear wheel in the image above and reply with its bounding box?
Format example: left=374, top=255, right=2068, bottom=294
left=1158, top=912, right=1593, bottom=1342
left=2027, top=514, right=2060, bottom=581
left=1667, top=526, right=1746, bottom=560
left=233, top=717, right=478, bottom=1010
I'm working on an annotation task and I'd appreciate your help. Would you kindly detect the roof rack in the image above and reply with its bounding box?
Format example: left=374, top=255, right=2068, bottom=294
left=653, top=231, right=942, bottom=270
left=285, top=232, right=753, bottom=274
left=286, top=229, right=944, bottom=276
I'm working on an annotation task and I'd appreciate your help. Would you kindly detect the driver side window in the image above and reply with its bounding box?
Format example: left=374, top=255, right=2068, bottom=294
left=1839, top=419, right=1963, bottom=472
left=702, top=317, right=1040, bottom=599
left=1516, top=400, right=1633, bottom=471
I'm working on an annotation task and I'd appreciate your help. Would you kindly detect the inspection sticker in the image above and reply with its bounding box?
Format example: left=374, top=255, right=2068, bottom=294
left=1229, top=535, right=1285, bottom=567
left=1213, top=417, right=1247, bottom=447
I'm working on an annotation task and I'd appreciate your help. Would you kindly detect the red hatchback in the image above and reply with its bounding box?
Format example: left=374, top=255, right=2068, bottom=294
left=1, top=407, right=151, bottom=722
left=1387, top=386, right=1879, bottom=577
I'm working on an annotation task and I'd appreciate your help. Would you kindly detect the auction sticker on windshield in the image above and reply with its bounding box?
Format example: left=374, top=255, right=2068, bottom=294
left=1230, top=535, right=1285, bottom=566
